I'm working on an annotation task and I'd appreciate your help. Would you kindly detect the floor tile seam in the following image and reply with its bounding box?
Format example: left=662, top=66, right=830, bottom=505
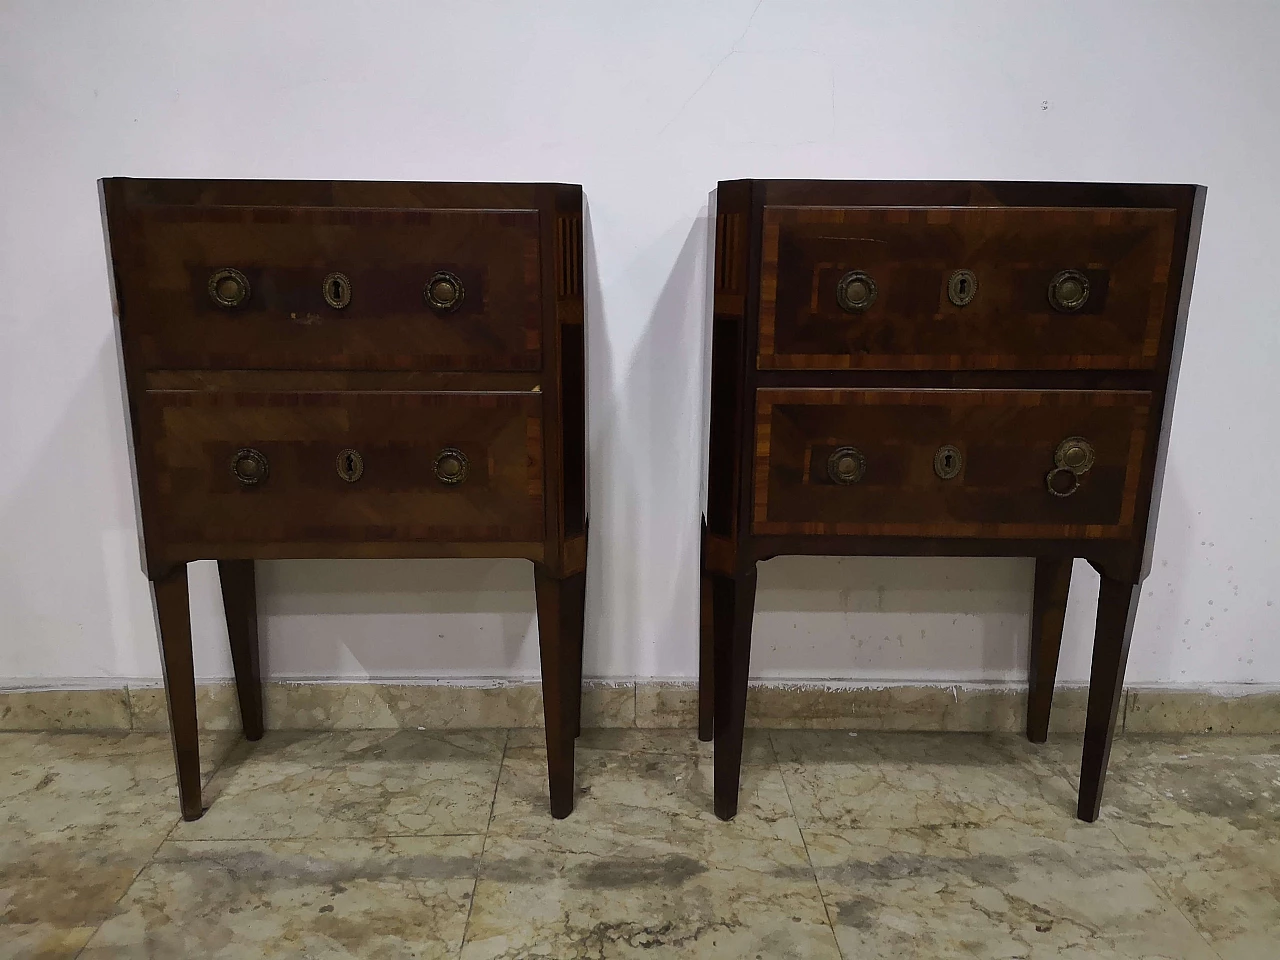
left=73, top=807, right=184, bottom=959
left=456, top=726, right=510, bottom=958
left=161, top=831, right=492, bottom=844
left=123, top=685, right=138, bottom=732
left=1101, top=821, right=1228, bottom=960
left=767, top=730, right=848, bottom=960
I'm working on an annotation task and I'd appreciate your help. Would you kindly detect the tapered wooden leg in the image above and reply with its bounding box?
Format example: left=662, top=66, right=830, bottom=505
left=713, top=565, right=757, bottom=821
left=1027, top=557, right=1073, bottom=743
left=151, top=564, right=203, bottom=821
left=534, top=564, right=584, bottom=818
left=1078, top=576, right=1140, bottom=821
left=219, top=560, right=263, bottom=741
left=698, top=527, right=714, bottom=742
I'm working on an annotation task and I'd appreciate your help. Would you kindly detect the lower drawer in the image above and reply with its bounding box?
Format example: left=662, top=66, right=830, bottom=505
left=140, top=390, right=544, bottom=545
left=753, top=388, right=1152, bottom=538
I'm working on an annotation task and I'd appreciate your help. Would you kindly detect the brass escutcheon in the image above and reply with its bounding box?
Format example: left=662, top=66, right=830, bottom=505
left=1054, top=437, right=1095, bottom=474
left=208, top=268, right=250, bottom=308
left=231, top=447, right=268, bottom=485
left=336, top=448, right=364, bottom=482
left=434, top=447, right=469, bottom=485
left=425, top=271, right=465, bottom=312
left=323, top=272, right=352, bottom=309
left=835, top=271, right=877, bottom=313
left=934, top=444, right=963, bottom=480
left=827, top=446, right=867, bottom=485
left=947, top=269, right=978, bottom=307
left=1048, top=269, right=1090, bottom=312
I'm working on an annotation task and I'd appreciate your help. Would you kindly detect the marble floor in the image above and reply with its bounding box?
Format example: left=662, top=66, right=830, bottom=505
left=1, top=729, right=1276, bottom=959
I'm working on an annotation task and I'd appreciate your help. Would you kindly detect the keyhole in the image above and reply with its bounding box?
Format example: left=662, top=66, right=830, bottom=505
left=944, top=453, right=954, bottom=469
left=957, top=277, right=968, bottom=297
left=322, top=272, right=351, bottom=309
left=336, top=448, right=363, bottom=482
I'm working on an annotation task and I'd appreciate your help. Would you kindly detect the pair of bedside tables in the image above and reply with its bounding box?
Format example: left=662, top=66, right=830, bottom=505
left=102, top=178, right=1203, bottom=824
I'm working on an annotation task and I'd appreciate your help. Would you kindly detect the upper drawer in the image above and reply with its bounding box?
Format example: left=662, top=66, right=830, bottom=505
left=758, top=206, right=1178, bottom=370
left=753, top=388, right=1152, bottom=539
left=139, top=389, right=544, bottom=546
left=114, top=204, right=542, bottom=371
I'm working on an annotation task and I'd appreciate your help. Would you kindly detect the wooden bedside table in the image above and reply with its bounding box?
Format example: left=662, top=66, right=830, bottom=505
left=700, top=180, right=1205, bottom=821
left=101, top=179, right=587, bottom=820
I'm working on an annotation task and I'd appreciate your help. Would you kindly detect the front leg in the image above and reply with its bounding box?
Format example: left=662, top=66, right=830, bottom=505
left=1078, top=575, right=1141, bottom=821
left=713, top=564, right=758, bottom=821
left=533, top=564, right=585, bottom=818
left=152, top=564, right=203, bottom=821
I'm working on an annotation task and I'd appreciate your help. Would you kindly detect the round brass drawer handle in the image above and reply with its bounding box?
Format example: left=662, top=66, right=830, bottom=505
left=1046, top=466, right=1081, bottom=498
left=828, top=446, right=867, bottom=485
left=231, top=447, right=268, bottom=485
left=425, top=271, right=465, bottom=312
left=209, top=268, right=250, bottom=308
left=934, top=444, right=963, bottom=480
left=1048, top=269, right=1090, bottom=312
left=336, top=448, right=364, bottom=483
left=434, top=447, right=469, bottom=485
left=835, top=271, right=877, bottom=313
left=947, top=269, right=978, bottom=307
left=1054, top=437, right=1095, bottom=474
left=323, top=272, right=352, bottom=309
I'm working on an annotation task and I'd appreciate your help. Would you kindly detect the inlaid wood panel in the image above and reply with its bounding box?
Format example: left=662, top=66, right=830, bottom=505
left=116, top=205, right=542, bottom=371
left=140, top=390, right=544, bottom=545
left=758, top=206, right=1177, bottom=370
left=752, top=388, right=1152, bottom=538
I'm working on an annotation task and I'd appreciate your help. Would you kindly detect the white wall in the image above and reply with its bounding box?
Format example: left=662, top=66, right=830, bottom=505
left=2, top=0, right=1277, bottom=688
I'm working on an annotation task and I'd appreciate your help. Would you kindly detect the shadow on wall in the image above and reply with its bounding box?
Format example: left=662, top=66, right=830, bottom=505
left=0, top=337, right=159, bottom=680
left=750, top=555, right=1038, bottom=683
left=257, top=558, right=539, bottom=680
left=612, top=214, right=710, bottom=678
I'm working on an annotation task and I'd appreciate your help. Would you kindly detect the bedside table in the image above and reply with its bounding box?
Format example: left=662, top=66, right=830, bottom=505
left=101, top=179, right=587, bottom=820
left=700, top=180, right=1204, bottom=821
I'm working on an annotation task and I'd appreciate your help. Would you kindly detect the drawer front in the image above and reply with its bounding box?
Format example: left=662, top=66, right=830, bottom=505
left=141, top=390, right=543, bottom=545
left=120, top=206, right=542, bottom=371
left=753, top=389, right=1152, bottom=538
left=759, top=206, right=1177, bottom=370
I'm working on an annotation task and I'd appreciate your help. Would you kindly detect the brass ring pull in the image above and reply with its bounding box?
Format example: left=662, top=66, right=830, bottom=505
left=323, top=272, right=351, bottom=309
left=1046, top=466, right=1081, bottom=497
left=934, top=444, right=963, bottom=480
left=835, top=271, right=877, bottom=313
left=947, top=269, right=978, bottom=307
left=827, top=446, right=866, bottom=485
left=336, top=448, right=364, bottom=482
left=425, top=271, right=465, bottom=312
left=231, top=448, right=268, bottom=485
left=1048, top=269, right=1090, bottom=312
left=209, top=268, right=250, bottom=308
left=1046, top=436, right=1095, bottom=497
left=434, top=447, right=469, bottom=485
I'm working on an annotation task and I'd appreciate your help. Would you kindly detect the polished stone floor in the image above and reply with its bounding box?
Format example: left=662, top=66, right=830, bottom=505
left=1, top=729, right=1276, bottom=959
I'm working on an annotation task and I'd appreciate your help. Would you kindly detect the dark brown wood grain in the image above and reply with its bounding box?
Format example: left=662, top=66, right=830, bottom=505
left=758, top=205, right=1176, bottom=370
left=140, top=389, right=545, bottom=547
left=117, top=205, right=542, bottom=372
left=102, top=178, right=588, bottom=821
left=700, top=179, right=1205, bottom=824
left=753, top=388, right=1152, bottom=538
